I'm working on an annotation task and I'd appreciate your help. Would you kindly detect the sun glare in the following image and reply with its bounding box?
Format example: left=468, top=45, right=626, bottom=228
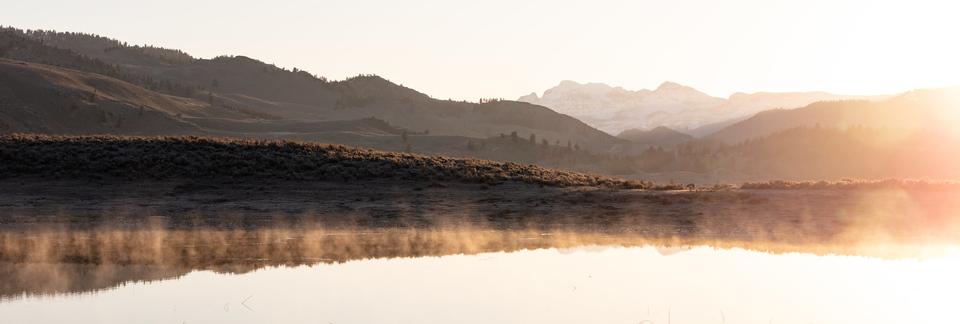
left=934, top=88, right=960, bottom=129
left=2, top=1, right=960, bottom=323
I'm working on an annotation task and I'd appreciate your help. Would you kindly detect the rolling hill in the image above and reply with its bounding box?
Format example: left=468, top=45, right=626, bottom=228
left=0, top=58, right=208, bottom=135
left=616, top=126, right=694, bottom=147
left=1, top=27, right=626, bottom=154
left=5, top=26, right=959, bottom=183
left=707, top=87, right=960, bottom=144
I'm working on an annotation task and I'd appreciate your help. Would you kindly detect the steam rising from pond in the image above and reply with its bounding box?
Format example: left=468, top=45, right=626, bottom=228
left=2, top=185, right=960, bottom=298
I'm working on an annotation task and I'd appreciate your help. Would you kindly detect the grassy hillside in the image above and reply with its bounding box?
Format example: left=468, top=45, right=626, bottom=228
left=0, top=59, right=200, bottom=134
left=0, top=28, right=198, bottom=97
left=0, top=58, right=273, bottom=134
left=707, top=87, right=960, bottom=144
left=1, top=27, right=626, bottom=153
left=0, top=57, right=633, bottom=177
left=0, top=134, right=651, bottom=188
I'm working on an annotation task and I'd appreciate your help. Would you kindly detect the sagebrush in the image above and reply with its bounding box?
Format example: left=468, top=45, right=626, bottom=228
left=0, top=134, right=653, bottom=189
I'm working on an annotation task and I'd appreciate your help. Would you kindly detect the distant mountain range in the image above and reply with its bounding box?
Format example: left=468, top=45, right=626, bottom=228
left=2, top=26, right=959, bottom=182
left=519, top=80, right=887, bottom=135
left=0, top=27, right=626, bottom=156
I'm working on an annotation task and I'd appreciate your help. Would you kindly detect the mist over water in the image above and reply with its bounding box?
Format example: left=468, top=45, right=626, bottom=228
left=2, top=180, right=960, bottom=323
left=2, top=197, right=960, bottom=324
left=1, top=225, right=958, bottom=324
left=2, top=2, right=959, bottom=322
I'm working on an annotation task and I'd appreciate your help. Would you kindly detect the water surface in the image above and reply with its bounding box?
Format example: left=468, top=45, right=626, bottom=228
left=1, top=225, right=957, bottom=324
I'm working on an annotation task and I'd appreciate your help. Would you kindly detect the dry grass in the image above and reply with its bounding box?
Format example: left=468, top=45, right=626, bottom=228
left=0, top=134, right=653, bottom=189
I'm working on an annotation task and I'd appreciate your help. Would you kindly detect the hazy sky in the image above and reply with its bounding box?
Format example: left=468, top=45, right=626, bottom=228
left=4, top=0, right=959, bottom=100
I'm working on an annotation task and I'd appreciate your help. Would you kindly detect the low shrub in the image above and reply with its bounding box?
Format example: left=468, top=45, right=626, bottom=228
left=0, top=134, right=654, bottom=189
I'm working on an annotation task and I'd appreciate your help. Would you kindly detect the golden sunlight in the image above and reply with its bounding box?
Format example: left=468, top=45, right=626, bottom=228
left=2, top=1, right=960, bottom=323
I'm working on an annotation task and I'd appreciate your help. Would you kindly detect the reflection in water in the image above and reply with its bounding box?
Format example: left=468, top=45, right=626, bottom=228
left=3, top=186, right=960, bottom=323
left=1, top=244, right=958, bottom=324
left=1, top=222, right=957, bottom=299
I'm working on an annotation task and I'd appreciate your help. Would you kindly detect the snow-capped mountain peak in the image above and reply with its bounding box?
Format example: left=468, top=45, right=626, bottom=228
left=519, top=80, right=880, bottom=135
